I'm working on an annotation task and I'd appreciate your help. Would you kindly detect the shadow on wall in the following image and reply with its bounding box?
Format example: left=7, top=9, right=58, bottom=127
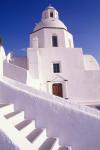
left=0, top=130, right=19, bottom=150
left=3, top=60, right=27, bottom=83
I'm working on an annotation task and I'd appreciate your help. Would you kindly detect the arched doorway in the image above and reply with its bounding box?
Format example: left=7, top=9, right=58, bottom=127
left=52, top=83, right=63, bottom=97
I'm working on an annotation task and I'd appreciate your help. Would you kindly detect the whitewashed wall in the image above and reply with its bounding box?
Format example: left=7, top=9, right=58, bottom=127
left=33, top=46, right=100, bottom=102
left=68, top=70, right=100, bottom=104
left=0, top=46, right=6, bottom=77
left=30, top=28, right=73, bottom=48
left=38, top=47, right=84, bottom=82
left=0, top=77, right=100, bottom=150
left=30, top=29, right=45, bottom=48
left=3, top=61, right=27, bottom=83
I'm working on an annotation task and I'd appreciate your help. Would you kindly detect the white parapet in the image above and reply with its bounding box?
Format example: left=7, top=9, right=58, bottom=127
left=0, top=45, right=6, bottom=77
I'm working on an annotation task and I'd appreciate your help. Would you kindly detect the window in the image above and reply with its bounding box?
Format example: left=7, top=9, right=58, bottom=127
left=52, top=36, right=58, bottom=47
left=53, top=63, right=60, bottom=73
left=96, top=106, right=100, bottom=110
left=50, top=12, right=53, bottom=18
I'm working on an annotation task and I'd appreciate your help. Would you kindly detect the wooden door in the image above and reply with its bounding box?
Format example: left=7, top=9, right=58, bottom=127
left=52, top=83, right=63, bottom=97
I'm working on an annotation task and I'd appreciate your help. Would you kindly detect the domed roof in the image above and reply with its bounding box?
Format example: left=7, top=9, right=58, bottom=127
left=34, top=19, right=67, bottom=31
left=34, top=5, right=67, bottom=31
left=45, top=5, right=55, bottom=10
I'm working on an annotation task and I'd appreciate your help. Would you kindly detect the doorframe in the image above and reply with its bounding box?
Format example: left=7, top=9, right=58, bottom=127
left=46, top=75, right=69, bottom=99
left=47, top=80, right=68, bottom=99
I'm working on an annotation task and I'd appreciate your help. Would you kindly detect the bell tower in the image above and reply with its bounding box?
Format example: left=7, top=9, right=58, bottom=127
left=42, top=5, right=59, bottom=20
left=30, top=5, right=74, bottom=49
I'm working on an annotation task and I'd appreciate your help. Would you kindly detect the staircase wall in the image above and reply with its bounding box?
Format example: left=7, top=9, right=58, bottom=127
left=0, top=112, right=33, bottom=150
left=3, top=61, right=27, bottom=83
left=0, top=78, right=100, bottom=150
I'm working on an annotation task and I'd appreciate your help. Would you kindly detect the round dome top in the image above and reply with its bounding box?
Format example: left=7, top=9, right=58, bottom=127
left=34, top=5, right=67, bottom=31
left=46, top=5, right=55, bottom=10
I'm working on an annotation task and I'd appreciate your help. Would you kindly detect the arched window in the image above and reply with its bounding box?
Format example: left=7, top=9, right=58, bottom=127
left=52, top=35, right=58, bottom=47
left=50, top=12, right=53, bottom=18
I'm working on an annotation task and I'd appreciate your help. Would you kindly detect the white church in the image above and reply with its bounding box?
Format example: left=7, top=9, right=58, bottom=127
left=0, top=5, right=100, bottom=150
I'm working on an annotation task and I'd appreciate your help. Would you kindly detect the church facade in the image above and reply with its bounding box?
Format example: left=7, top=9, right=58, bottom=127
left=1, top=6, right=100, bottom=106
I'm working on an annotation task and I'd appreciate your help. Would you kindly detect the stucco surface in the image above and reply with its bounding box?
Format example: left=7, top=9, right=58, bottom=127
left=0, top=130, right=19, bottom=150
left=3, top=61, right=27, bottom=83
left=0, top=77, right=100, bottom=150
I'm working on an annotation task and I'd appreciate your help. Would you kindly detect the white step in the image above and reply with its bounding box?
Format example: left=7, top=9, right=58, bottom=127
left=39, top=137, right=59, bottom=150
left=50, top=138, right=59, bottom=150
left=0, top=104, right=14, bottom=115
left=5, top=111, right=24, bottom=126
left=15, top=120, right=35, bottom=137
left=27, top=128, right=47, bottom=149
left=1, top=103, right=71, bottom=149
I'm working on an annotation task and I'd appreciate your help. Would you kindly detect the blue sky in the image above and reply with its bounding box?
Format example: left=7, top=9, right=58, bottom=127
left=0, top=0, right=100, bottom=63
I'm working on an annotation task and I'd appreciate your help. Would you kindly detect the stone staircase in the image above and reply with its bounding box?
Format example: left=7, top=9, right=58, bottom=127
left=0, top=104, right=72, bottom=150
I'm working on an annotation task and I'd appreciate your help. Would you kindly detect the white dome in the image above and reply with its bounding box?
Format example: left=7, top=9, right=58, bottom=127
left=34, top=19, right=67, bottom=31
left=84, top=55, right=100, bottom=70
left=46, top=5, right=55, bottom=10
left=34, top=5, right=67, bottom=31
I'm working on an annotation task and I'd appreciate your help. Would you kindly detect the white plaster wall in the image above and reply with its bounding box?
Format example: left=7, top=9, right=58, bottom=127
left=64, top=30, right=74, bottom=48
left=68, top=70, right=100, bottom=103
left=27, top=48, right=39, bottom=78
left=30, top=28, right=73, bottom=48
left=0, top=77, right=100, bottom=150
left=43, top=28, right=66, bottom=48
left=30, top=29, right=45, bottom=48
left=26, top=70, right=40, bottom=89
left=0, top=46, right=6, bottom=77
left=36, top=47, right=100, bottom=102
left=38, top=47, right=84, bottom=85
left=3, top=61, right=27, bottom=83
